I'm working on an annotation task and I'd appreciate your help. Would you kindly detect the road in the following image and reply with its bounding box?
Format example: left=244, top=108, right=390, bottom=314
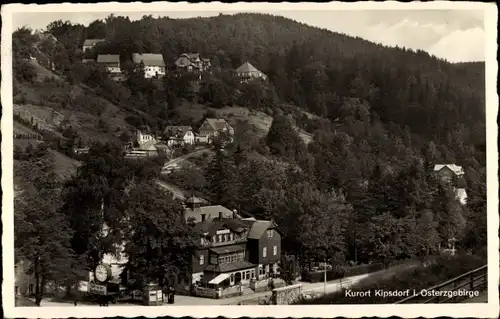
left=156, top=180, right=187, bottom=200
left=161, top=147, right=211, bottom=172
left=27, top=274, right=370, bottom=307
left=156, top=147, right=212, bottom=200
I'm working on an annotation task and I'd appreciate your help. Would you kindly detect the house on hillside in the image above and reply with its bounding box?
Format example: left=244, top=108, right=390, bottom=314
left=197, top=118, right=234, bottom=143
left=175, top=53, right=211, bottom=73
left=82, top=39, right=105, bottom=52
left=132, top=53, right=166, bottom=79
left=454, top=188, right=468, bottom=205
left=97, top=54, right=121, bottom=74
left=186, top=202, right=282, bottom=293
left=235, top=61, right=267, bottom=83
left=164, top=126, right=195, bottom=147
left=135, top=130, right=157, bottom=146
left=433, top=164, right=465, bottom=183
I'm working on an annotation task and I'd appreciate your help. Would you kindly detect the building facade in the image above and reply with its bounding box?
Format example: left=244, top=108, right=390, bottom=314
left=164, top=126, right=195, bottom=146
left=174, top=53, right=211, bottom=73
left=197, top=118, right=234, bottom=143
left=235, top=61, right=267, bottom=83
left=184, top=199, right=282, bottom=289
left=82, top=39, right=105, bottom=52
left=132, top=53, right=166, bottom=79
left=97, top=54, right=121, bottom=74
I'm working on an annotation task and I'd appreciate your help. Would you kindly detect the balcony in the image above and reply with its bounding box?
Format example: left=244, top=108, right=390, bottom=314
left=203, top=237, right=247, bottom=248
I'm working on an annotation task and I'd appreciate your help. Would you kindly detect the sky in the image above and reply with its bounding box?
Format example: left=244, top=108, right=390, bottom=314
left=11, top=7, right=485, bottom=63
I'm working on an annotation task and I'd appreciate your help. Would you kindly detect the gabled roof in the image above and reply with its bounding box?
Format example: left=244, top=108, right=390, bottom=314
left=164, top=125, right=193, bottom=137
left=180, top=53, right=200, bottom=60
left=185, top=205, right=234, bottom=224
left=433, top=164, right=464, bottom=176
left=132, top=53, right=165, bottom=67
left=194, top=216, right=249, bottom=236
left=202, top=118, right=232, bottom=131
left=246, top=220, right=280, bottom=239
left=236, top=61, right=261, bottom=73
left=83, top=39, right=104, bottom=46
left=97, top=54, right=120, bottom=64
left=185, top=196, right=207, bottom=205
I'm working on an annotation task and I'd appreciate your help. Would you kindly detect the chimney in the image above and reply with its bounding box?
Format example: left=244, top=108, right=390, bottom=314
left=233, top=209, right=237, bottom=219
left=201, top=213, right=206, bottom=222
left=219, top=212, right=223, bottom=219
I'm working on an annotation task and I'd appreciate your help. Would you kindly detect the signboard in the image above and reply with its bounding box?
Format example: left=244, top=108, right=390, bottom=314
left=77, top=281, right=89, bottom=293
left=149, top=291, right=157, bottom=302
left=216, top=229, right=230, bottom=235
left=89, top=283, right=107, bottom=295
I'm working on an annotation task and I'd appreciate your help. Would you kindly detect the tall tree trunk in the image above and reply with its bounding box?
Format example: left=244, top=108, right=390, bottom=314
left=34, top=257, right=42, bottom=306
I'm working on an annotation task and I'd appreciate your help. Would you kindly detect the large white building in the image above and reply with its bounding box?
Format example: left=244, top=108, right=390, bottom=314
left=132, top=53, right=166, bottom=79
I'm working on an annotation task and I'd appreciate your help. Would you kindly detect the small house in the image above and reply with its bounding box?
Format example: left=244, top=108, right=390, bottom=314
left=82, top=39, right=105, bottom=52
left=132, top=53, right=166, bottom=79
left=97, top=54, right=121, bottom=74
left=235, top=62, right=267, bottom=83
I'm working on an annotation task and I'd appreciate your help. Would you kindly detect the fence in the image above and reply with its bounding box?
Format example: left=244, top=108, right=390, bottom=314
left=394, top=264, right=487, bottom=304
left=302, top=263, right=383, bottom=283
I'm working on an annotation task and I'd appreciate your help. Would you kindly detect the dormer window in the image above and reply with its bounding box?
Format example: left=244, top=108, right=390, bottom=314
left=267, top=230, right=273, bottom=238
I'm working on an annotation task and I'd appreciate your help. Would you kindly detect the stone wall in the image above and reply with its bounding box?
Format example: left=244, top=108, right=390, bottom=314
left=250, top=278, right=286, bottom=292
left=271, top=284, right=303, bottom=305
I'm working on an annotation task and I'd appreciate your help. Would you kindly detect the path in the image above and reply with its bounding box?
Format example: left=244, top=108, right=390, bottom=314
left=156, top=180, right=187, bottom=200
left=161, top=147, right=211, bottom=172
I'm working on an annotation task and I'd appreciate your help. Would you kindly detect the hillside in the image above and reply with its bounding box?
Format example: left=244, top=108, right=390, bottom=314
left=12, top=12, right=486, bottom=192
left=12, top=13, right=488, bottom=293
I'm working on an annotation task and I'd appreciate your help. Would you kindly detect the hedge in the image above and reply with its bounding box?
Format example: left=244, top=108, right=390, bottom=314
left=301, top=263, right=384, bottom=283
left=297, top=254, right=486, bottom=304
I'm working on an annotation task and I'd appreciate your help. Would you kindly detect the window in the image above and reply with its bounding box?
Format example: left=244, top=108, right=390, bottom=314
left=219, top=257, right=224, bottom=264
left=267, top=230, right=273, bottom=238
left=251, top=270, right=255, bottom=279
left=213, top=235, right=217, bottom=243
left=263, top=247, right=267, bottom=258
left=199, top=255, right=204, bottom=265
left=219, top=235, right=223, bottom=242
left=273, top=245, right=278, bottom=256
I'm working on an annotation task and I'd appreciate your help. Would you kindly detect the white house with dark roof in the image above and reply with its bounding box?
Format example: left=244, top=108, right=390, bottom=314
left=164, top=126, right=195, bottom=146
left=235, top=61, right=267, bottom=83
left=97, top=54, right=121, bottom=74
left=175, top=53, right=211, bottom=72
left=197, top=118, right=234, bottom=143
left=433, top=164, right=465, bottom=183
left=82, top=39, right=105, bottom=52
left=132, top=53, right=166, bottom=78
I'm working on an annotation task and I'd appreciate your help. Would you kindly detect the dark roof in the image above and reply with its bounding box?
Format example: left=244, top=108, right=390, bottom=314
left=209, top=244, right=246, bottom=255
left=97, top=54, right=120, bottom=63
left=83, top=39, right=104, bottom=46
left=194, top=217, right=250, bottom=236
left=132, top=53, right=165, bottom=67
left=202, top=118, right=233, bottom=132
left=205, top=260, right=256, bottom=273
left=164, top=126, right=193, bottom=136
left=181, top=53, right=200, bottom=60
left=185, top=205, right=234, bottom=224
left=246, top=220, right=280, bottom=239
left=185, top=196, right=207, bottom=205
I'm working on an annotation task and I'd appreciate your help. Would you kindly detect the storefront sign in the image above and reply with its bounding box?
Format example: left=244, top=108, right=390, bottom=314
left=216, top=229, right=230, bottom=235
left=89, top=283, right=107, bottom=295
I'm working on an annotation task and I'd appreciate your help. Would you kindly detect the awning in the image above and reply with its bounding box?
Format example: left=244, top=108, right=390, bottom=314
left=208, top=273, right=231, bottom=285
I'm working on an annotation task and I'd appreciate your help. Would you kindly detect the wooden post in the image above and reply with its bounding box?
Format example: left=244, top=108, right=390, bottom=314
left=470, top=274, right=474, bottom=290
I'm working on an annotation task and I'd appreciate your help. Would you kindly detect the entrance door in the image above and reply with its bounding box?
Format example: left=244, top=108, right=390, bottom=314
left=234, top=272, right=242, bottom=285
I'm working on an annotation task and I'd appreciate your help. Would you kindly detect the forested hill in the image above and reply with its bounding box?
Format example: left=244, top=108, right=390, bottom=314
left=45, top=13, right=485, bottom=152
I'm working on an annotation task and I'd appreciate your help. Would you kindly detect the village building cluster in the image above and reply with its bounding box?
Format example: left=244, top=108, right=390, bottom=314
left=80, top=38, right=267, bottom=82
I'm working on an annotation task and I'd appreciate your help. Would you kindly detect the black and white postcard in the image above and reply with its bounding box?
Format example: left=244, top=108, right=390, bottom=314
left=2, top=1, right=498, bottom=318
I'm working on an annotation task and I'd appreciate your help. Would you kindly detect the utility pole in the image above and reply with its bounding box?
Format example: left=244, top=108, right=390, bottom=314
left=324, top=257, right=327, bottom=295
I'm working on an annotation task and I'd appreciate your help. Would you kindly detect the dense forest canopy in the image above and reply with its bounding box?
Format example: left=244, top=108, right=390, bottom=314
left=13, top=12, right=487, bottom=301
